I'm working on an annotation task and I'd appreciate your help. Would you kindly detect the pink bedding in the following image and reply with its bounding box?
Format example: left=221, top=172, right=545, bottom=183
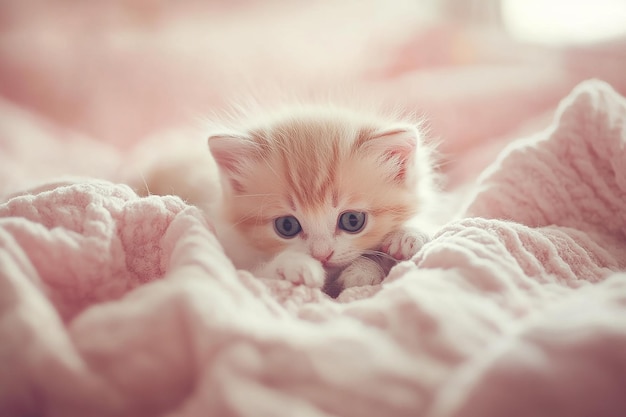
left=3, top=2, right=626, bottom=416
left=2, top=79, right=626, bottom=417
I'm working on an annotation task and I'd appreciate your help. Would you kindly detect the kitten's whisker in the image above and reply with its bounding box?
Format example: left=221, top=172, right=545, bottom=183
left=231, top=213, right=260, bottom=226
left=257, top=194, right=271, bottom=227
left=138, top=170, right=151, bottom=196
left=361, top=250, right=396, bottom=262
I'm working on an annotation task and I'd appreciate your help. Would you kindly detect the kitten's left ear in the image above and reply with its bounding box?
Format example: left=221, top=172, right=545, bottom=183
left=207, top=133, right=260, bottom=173
left=360, top=124, right=419, bottom=183
left=208, top=133, right=261, bottom=192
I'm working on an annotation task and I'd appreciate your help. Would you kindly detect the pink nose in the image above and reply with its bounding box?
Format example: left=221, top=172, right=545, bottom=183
left=312, top=250, right=334, bottom=264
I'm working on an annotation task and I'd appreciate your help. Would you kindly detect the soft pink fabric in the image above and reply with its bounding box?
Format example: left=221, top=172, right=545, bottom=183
left=2, top=2, right=626, bottom=415
left=2, top=79, right=626, bottom=417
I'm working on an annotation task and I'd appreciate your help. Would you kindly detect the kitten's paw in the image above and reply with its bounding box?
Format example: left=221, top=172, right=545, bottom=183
left=257, top=251, right=325, bottom=288
left=381, top=227, right=429, bottom=261
left=336, top=257, right=385, bottom=290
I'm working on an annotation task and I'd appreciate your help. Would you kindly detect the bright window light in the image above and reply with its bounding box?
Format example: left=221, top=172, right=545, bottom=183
left=502, top=0, right=626, bottom=45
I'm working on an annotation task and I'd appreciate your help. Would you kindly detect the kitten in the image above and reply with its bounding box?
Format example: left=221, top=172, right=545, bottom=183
left=202, top=103, right=437, bottom=295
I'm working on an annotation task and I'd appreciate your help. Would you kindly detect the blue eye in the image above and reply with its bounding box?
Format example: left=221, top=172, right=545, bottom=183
left=338, top=211, right=367, bottom=233
left=274, top=216, right=302, bottom=238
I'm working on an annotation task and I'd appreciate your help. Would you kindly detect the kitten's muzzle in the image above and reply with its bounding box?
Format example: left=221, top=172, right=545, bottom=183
left=312, top=250, right=334, bottom=266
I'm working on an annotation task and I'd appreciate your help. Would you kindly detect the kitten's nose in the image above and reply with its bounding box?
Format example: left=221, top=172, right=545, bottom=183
left=312, top=250, right=334, bottom=265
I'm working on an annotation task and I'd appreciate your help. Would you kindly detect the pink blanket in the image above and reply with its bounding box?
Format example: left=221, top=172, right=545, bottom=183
left=2, top=79, right=626, bottom=416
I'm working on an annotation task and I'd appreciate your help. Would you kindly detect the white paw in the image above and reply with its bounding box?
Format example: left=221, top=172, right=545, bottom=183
left=380, top=227, right=429, bottom=261
left=336, top=257, right=385, bottom=289
left=256, top=251, right=325, bottom=288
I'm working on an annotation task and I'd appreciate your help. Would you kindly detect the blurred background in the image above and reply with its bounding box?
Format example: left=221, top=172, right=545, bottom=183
left=1, top=0, right=625, bottom=192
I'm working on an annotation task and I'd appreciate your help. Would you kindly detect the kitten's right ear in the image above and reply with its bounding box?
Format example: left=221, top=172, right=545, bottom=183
left=207, top=133, right=259, bottom=174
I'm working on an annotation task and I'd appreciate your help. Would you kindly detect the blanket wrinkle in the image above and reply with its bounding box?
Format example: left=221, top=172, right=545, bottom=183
left=0, top=180, right=200, bottom=322
left=2, top=79, right=626, bottom=417
left=431, top=273, right=626, bottom=417
left=467, top=80, right=626, bottom=239
left=69, top=281, right=201, bottom=416
left=0, top=235, right=123, bottom=417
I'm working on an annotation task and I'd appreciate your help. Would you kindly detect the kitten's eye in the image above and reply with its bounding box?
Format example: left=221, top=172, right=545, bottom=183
left=338, top=211, right=367, bottom=233
left=274, top=216, right=302, bottom=238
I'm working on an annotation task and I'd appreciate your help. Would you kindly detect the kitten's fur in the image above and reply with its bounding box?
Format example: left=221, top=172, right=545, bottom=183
left=135, top=103, right=438, bottom=296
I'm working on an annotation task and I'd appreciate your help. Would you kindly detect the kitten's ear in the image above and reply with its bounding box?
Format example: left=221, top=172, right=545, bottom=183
left=208, top=133, right=260, bottom=192
left=360, top=125, right=419, bottom=183
left=207, top=133, right=259, bottom=173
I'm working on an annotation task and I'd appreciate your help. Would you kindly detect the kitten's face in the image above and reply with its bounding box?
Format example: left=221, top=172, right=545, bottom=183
left=209, top=108, right=423, bottom=267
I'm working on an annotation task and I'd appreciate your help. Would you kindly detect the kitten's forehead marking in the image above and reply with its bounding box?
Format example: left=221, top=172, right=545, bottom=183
left=253, top=114, right=396, bottom=214
left=275, top=123, right=344, bottom=209
left=286, top=195, right=296, bottom=212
